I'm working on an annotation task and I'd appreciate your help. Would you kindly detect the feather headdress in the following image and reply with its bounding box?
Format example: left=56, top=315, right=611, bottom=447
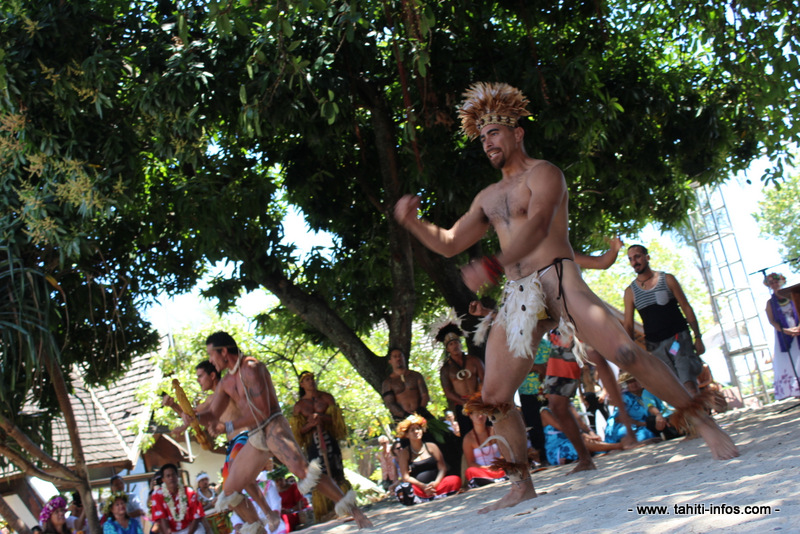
left=429, top=308, right=464, bottom=346
left=458, top=82, right=531, bottom=140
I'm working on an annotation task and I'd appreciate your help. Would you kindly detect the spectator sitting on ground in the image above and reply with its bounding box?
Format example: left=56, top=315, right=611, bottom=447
left=272, top=465, right=309, bottom=532
left=631, top=374, right=685, bottom=441
left=461, top=410, right=508, bottom=487
left=377, top=436, right=399, bottom=492
left=393, top=414, right=461, bottom=506
left=540, top=404, right=624, bottom=466
left=697, top=363, right=728, bottom=414
left=104, top=492, right=143, bottom=534
left=605, top=372, right=677, bottom=444
left=41, top=496, right=71, bottom=534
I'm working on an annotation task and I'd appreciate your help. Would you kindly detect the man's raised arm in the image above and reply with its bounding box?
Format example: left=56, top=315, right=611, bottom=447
left=394, top=194, right=490, bottom=258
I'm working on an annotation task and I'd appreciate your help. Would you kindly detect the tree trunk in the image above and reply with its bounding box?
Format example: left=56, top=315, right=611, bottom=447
left=359, top=75, right=417, bottom=357
left=258, top=273, right=387, bottom=392
left=42, top=352, right=101, bottom=534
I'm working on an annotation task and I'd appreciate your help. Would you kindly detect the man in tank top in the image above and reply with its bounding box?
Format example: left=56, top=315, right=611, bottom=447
left=623, top=244, right=705, bottom=395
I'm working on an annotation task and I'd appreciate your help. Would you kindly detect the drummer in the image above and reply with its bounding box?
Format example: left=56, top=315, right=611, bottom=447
left=195, top=473, right=217, bottom=512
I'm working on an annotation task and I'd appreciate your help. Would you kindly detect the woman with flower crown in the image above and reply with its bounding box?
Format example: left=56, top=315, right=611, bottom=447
left=764, top=272, right=800, bottom=399
left=149, top=465, right=205, bottom=534
left=393, top=414, right=461, bottom=505
left=103, top=492, right=143, bottom=534
left=41, top=496, right=70, bottom=534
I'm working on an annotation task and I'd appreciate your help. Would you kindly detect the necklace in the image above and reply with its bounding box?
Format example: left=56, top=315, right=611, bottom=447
left=449, top=355, right=473, bottom=381
left=409, top=443, right=424, bottom=456
left=160, top=482, right=188, bottom=524
left=637, top=273, right=655, bottom=288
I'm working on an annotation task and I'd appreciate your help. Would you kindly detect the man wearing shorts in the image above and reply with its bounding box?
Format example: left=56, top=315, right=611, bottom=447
left=624, top=245, right=705, bottom=395
left=542, top=329, right=597, bottom=472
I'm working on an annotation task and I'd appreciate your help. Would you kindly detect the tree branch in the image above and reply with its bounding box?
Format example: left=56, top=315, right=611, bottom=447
left=0, top=442, right=80, bottom=487
left=0, top=413, right=78, bottom=478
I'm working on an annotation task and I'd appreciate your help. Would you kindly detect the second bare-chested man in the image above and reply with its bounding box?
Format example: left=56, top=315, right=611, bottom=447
left=436, top=322, right=484, bottom=437
left=394, top=81, right=738, bottom=514
left=163, top=361, right=279, bottom=530
left=198, top=331, right=371, bottom=531
left=381, top=347, right=434, bottom=422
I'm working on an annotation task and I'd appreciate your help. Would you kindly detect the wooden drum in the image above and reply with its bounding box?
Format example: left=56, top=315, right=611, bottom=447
left=204, top=512, right=232, bottom=534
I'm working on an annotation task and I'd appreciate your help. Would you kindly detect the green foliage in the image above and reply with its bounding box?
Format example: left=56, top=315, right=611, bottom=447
left=134, top=308, right=449, bottom=452
left=3, top=1, right=800, bottom=432
left=754, top=172, right=800, bottom=273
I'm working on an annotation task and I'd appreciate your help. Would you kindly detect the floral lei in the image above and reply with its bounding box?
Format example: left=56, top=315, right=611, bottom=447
left=160, top=481, right=188, bottom=523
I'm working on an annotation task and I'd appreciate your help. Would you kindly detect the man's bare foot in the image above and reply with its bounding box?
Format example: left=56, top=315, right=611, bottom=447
left=477, top=479, right=537, bottom=514
left=265, top=511, right=281, bottom=532
left=351, top=508, right=373, bottom=529
left=695, top=415, right=739, bottom=460
left=568, top=459, right=596, bottom=475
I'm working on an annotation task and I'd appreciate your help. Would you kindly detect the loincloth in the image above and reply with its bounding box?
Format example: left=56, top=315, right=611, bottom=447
left=474, top=258, right=587, bottom=362
left=246, top=410, right=283, bottom=452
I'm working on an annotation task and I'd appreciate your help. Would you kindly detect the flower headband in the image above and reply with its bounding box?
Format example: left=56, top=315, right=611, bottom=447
left=764, top=272, right=786, bottom=288
left=298, top=371, right=314, bottom=383
left=103, top=492, right=129, bottom=516
left=396, top=413, right=427, bottom=437
left=39, top=496, right=67, bottom=525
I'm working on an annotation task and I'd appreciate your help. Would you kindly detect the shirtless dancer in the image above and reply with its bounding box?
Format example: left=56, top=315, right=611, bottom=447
left=381, top=347, right=434, bottom=422
left=163, top=362, right=280, bottom=529
left=437, top=323, right=484, bottom=436
left=291, top=371, right=351, bottom=522
left=394, top=81, right=738, bottom=513
left=197, top=332, right=372, bottom=531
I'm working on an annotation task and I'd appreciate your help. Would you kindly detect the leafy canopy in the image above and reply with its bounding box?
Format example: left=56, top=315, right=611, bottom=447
left=3, top=0, right=800, bottom=411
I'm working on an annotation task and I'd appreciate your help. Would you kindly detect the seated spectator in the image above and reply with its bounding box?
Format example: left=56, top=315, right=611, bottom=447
left=636, top=378, right=685, bottom=441
left=110, top=475, right=146, bottom=520
left=194, top=473, right=217, bottom=512
left=271, top=465, right=309, bottom=532
left=604, top=372, right=678, bottom=444
left=150, top=464, right=205, bottom=534
left=377, top=436, right=398, bottom=492
left=231, top=466, right=287, bottom=534
left=31, top=526, right=43, bottom=534
left=41, top=496, right=70, bottom=534
left=697, top=363, right=728, bottom=413
left=540, top=405, right=624, bottom=466
left=393, top=414, right=461, bottom=506
left=104, top=492, right=144, bottom=534
left=462, top=411, right=508, bottom=487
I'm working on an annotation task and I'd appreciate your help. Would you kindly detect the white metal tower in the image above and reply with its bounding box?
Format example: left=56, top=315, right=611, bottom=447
left=688, top=183, right=772, bottom=405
